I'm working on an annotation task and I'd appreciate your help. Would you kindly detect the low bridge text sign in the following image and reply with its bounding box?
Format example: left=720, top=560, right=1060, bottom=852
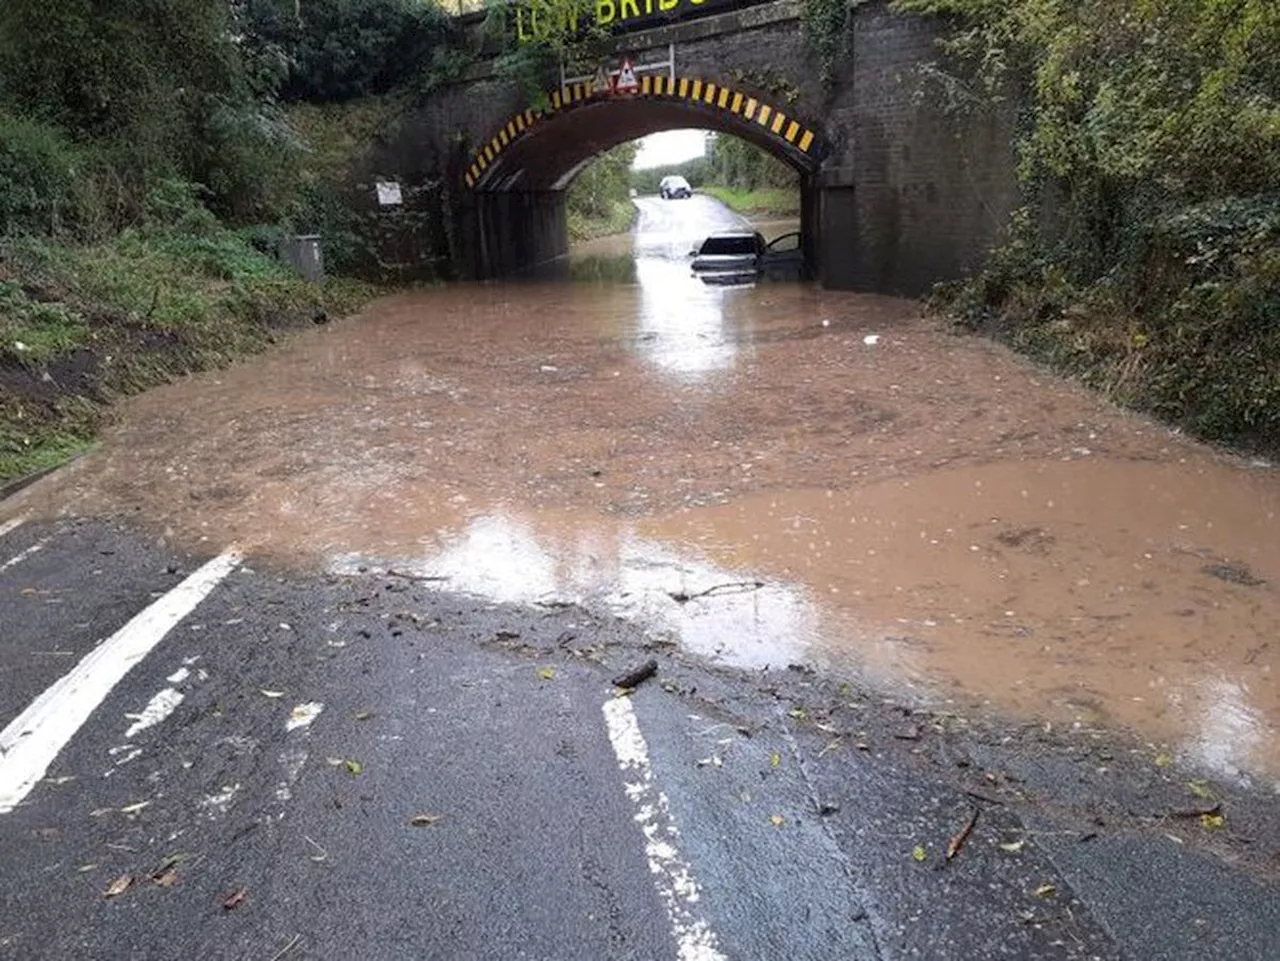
left=514, top=0, right=748, bottom=43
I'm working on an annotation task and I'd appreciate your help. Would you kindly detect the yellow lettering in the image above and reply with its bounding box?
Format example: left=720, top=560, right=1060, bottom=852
left=619, top=0, right=641, bottom=20
left=596, top=0, right=616, bottom=25
left=644, top=0, right=654, bottom=13
left=659, top=0, right=678, bottom=9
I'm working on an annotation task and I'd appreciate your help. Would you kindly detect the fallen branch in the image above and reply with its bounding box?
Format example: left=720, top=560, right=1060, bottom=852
left=386, top=569, right=450, bottom=583
left=668, top=580, right=765, bottom=604
left=946, top=807, right=980, bottom=862
left=1168, top=803, right=1222, bottom=820
left=963, top=788, right=1005, bottom=806
left=612, top=659, right=658, bottom=690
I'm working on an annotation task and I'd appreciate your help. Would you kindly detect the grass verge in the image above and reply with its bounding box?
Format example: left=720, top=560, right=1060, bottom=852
left=0, top=227, right=376, bottom=485
left=567, top=199, right=638, bottom=244
left=701, top=186, right=801, bottom=219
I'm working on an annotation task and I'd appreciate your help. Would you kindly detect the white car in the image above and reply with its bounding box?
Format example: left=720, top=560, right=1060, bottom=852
left=659, top=175, right=692, bottom=199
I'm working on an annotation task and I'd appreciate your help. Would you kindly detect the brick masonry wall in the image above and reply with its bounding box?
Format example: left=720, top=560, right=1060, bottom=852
left=355, top=0, right=1021, bottom=290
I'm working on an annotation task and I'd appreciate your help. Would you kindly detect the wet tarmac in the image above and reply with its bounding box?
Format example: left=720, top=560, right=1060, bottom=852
left=7, top=194, right=1278, bottom=787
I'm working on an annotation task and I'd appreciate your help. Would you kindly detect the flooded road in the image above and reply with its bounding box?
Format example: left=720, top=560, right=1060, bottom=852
left=7, top=194, right=1278, bottom=786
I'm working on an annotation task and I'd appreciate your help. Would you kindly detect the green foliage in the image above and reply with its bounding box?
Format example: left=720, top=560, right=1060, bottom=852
left=0, top=111, right=101, bottom=237
left=802, top=0, right=860, bottom=88
left=485, top=0, right=613, bottom=107
left=0, top=281, right=90, bottom=364
left=566, top=142, right=638, bottom=241
left=630, top=156, right=713, bottom=196
left=701, top=186, right=801, bottom=218
left=900, top=0, right=1280, bottom=452
left=708, top=133, right=797, bottom=192
left=242, top=0, right=468, bottom=103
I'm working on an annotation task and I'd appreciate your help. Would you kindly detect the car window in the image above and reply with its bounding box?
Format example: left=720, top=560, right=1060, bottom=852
left=767, top=232, right=801, bottom=252
left=698, top=236, right=758, bottom=256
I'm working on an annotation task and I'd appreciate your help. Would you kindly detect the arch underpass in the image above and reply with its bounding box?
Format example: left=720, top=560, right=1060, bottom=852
left=360, top=1, right=1022, bottom=292
left=463, top=73, right=826, bottom=279
left=465, top=74, right=824, bottom=190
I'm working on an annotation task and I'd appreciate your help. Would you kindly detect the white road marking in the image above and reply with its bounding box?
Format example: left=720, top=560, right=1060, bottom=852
left=602, top=696, right=728, bottom=961
left=0, top=537, right=47, bottom=574
left=0, top=551, right=241, bottom=813
left=0, top=517, right=25, bottom=540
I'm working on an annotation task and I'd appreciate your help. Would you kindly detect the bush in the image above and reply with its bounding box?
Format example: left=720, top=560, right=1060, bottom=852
left=0, top=112, right=99, bottom=237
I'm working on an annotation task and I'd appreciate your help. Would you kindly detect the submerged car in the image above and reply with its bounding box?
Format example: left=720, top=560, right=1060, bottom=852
left=659, top=175, right=692, bottom=199
left=689, top=230, right=804, bottom=283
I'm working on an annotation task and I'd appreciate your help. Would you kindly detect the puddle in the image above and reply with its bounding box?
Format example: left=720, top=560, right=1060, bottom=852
left=7, top=200, right=1278, bottom=785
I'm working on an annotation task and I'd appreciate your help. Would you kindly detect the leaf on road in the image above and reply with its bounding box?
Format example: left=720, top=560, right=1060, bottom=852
left=1033, top=884, right=1056, bottom=899
left=104, top=875, right=133, bottom=898
left=343, top=759, right=363, bottom=776
left=1187, top=780, right=1216, bottom=800
left=409, top=814, right=445, bottom=827
left=769, top=752, right=781, bottom=769
left=260, top=689, right=285, bottom=699
left=153, top=868, right=179, bottom=888
left=999, top=840, right=1026, bottom=853
left=222, top=888, right=247, bottom=911
left=788, top=708, right=807, bottom=720
left=354, top=710, right=375, bottom=722
left=325, top=757, right=343, bottom=766
left=537, top=667, right=555, bottom=681
left=911, top=845, right=927, bottom=862
left=1200, top=812, right=1225, bottom=831
left=1154, top=752, right=1172, bottom=768
left=769, top=815, right=785, bottom=827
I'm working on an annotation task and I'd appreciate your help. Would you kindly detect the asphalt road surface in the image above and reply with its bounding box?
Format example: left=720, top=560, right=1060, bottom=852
left=1, top=194, right=1277, bottom=960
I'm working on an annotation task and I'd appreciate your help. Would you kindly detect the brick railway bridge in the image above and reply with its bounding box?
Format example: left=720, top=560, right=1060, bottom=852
left=360, top=0, right=1019, bottom=293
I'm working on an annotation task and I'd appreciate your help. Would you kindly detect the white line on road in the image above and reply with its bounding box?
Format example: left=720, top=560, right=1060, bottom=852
left=0, top=517, right=27, bottom=541
left=0, top=537, right=48, bottom=575
left=0, top=551, right=241, bottom=813
left=602, top=695, right=728, bottom=961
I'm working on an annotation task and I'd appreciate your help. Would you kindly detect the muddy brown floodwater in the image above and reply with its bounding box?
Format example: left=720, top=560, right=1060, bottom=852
left=7, top=206, right=1279, bottom=787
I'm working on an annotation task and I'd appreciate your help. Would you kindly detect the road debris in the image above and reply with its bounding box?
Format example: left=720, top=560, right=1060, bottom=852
left=611, top=659, right=658, bottom=690
left=945, top=807, right=980, bottom=862
left=222, top=888, right=247, bottom=911
left=668, top=580, right=764, bottom=604
left=103, top=875, right=132, bottom=898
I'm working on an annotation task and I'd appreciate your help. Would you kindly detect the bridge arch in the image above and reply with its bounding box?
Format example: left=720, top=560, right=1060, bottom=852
left=464, top=73, right=826, bottom=191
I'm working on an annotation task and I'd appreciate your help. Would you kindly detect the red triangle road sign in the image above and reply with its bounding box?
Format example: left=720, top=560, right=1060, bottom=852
left=614, top=56, right=639, bottom=95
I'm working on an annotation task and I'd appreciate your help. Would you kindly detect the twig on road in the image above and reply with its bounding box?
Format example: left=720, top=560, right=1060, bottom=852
left=266, top=934, right=302, bottom=961
left=946, top=807, right=980, bottom=862
left=668, top=580, right=765, bottom=604
left=385, top=569, right=450, bottom=583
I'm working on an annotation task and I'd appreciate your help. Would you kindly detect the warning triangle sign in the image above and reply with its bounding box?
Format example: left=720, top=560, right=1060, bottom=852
left=614, top=57, right=639, bottom=95
left=591, top=64, right=611, bottom=96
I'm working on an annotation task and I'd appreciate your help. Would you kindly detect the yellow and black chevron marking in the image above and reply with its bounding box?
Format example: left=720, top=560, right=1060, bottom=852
left=465, top=75, right=821, bottom=189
